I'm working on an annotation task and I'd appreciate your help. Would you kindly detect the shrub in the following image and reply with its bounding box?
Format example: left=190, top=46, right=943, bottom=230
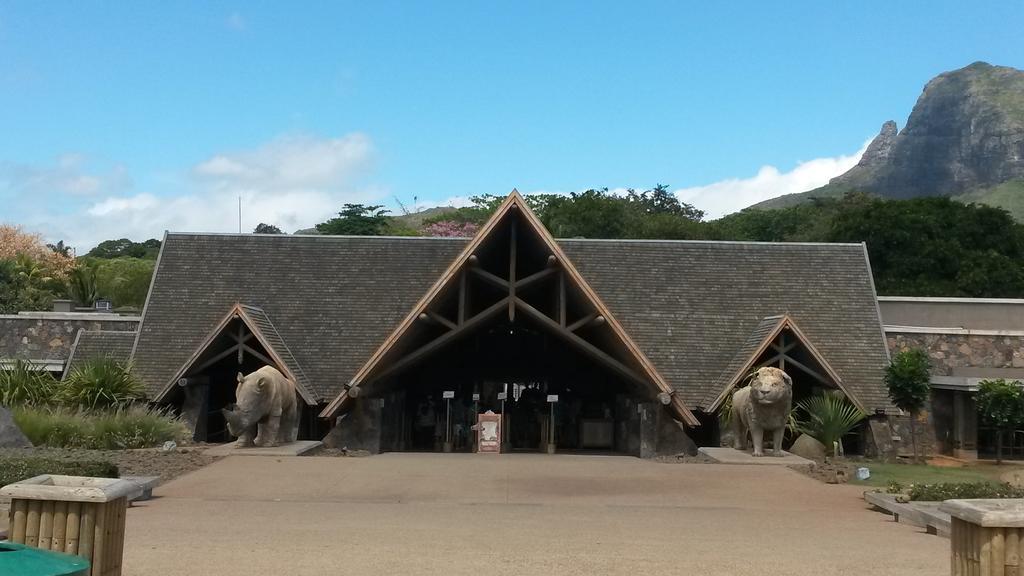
left=975, top=379, right=1024, bottom=464
left=885, top=348, right=932, bottom=461
left=58, top=358, right=144, bottom=409
left=0, top=454, right=118, bottom=488
left=0, top=359, right=59, bottom=406
left=889, top=481, right=1024, bottom=501
left=12, top=405, right=188, bottom=449
left=796, top=390, right=866, bottom=457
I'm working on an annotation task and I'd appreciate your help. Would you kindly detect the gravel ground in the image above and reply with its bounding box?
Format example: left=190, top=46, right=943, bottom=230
left=122, top=453, right=947, bottom=576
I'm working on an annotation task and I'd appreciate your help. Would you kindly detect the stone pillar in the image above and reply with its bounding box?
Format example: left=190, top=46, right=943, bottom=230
left=323, top=397, right=383, bottom=454
left=180, top=381, right=209, bottom=442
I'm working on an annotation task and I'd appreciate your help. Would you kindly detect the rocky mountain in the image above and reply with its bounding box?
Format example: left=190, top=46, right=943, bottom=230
left=756, top=62, right=1024, bottom=215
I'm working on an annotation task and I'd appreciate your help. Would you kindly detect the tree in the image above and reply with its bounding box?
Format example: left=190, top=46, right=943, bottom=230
left=254, top=223, right=283, bottom=234
left=68, top=261, right=100, bottom=307
left=47, top=240, right=72, bottom=257
left=86, top=238, right=161, bottom=259
left=423, top=221, right=479, bottom=237
left=92, top=257, right=156, bottom=309
left=0, top=224, right=75, bottom=279
left=626, top=184, right=704, bottom=220
left=315, top=204, right=391, bottom=236
left=885, top=348, right=932, bottom=461
left=975, top=379, right=1024, bottom=464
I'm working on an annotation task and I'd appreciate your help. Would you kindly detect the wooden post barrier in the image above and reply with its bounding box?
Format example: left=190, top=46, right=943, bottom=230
left=941, top=499, right=1024, bottom=576
left=2, top=474, right=137, bottom=576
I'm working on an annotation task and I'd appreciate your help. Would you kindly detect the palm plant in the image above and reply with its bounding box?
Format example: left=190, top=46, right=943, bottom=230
left=796, top=390, right=866, bottom=458
left=58, top=358, right=143, bottom=410
left=0, top=359, right=58, bottom=406
left=68, top=262, right=100, bottom=308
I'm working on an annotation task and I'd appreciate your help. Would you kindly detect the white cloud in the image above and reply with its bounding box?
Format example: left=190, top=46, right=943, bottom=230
left=673, top=141, right=870, bottom=219
left=0, top=153, right=129, bottom=197
left=34, top=133, right=381, bottom=249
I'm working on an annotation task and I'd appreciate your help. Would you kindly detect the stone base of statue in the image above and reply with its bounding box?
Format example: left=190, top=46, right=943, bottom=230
left=698, top=446, right=812, bottom=466
left=205, top=440, right=322, bottom=457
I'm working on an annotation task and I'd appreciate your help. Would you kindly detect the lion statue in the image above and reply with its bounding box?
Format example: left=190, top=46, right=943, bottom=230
left=731, top=367, right=793, bottom=457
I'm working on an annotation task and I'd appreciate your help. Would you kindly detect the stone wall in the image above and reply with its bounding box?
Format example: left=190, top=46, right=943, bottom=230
left=0, top=313, right=140, bottom=365
left=887, top=332, right=1024, bottom=375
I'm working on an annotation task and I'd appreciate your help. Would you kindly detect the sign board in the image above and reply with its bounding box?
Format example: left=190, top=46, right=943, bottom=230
left=547, top=394, right=559, bottom=403
left=476, top=410, right=502, bottom=454
left=472, top=393, right=480, bottom=402
left=442, top=391, right=455, bottom=399
left=497, top=392, right=507, bottom=401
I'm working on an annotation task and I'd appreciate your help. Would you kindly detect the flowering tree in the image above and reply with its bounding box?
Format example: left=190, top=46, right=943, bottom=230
left=423, top=221, right=479, bottom=238
left=0, top=225, right=75, bottom=279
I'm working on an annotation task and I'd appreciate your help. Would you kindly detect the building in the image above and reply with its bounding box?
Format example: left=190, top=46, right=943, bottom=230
left=0, top=310, right=139, bottom=376
left=881, top=296, right=1024, bottom=460
left=119, top=192, right=892, bottom=456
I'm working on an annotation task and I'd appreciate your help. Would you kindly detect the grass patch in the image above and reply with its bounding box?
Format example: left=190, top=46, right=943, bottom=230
left=12, top=405, right=189, bottom=450
left=850, top=462, right=1002, bottom=487
left=0, top=454, right=118, bottom=488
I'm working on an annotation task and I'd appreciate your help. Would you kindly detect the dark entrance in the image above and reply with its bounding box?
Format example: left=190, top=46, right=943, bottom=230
left=385, top=315, right=643, bottom=453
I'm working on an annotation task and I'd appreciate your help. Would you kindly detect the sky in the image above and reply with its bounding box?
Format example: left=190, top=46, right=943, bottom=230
left=1, top=2, right=1023, bottom=250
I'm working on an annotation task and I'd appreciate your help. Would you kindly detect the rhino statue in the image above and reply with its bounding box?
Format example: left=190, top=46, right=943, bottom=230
left=221, top=365, right=299, bottom=447
left=731, top=366, right=793, bottom=457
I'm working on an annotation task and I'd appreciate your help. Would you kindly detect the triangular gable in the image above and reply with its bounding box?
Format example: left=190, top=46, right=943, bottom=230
left=155, top=303, right=318, bottom=405
left=320, top=190, right=699, bottom=425
left=704, top=314, right=864, bottom=413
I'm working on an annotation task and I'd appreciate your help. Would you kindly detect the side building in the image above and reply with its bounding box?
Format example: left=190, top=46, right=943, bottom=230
left=882, top=296, right=1024, bottom=460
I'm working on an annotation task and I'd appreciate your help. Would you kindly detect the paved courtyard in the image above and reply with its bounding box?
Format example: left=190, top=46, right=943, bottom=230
left=123, top=453, right=946, bottom=576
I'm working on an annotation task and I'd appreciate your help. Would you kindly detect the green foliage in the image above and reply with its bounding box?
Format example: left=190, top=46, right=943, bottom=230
left=0, top=360, right=59, bottom=406
left=86, top=238, right=161, bottom=259
left=10, top=405, right=188, bottom=450
left=88, top=257, right=155, bottom=309
left=795, top=391, right=866, bottom=457
left=887, top=481, right=1024, bottom=502
left=828, top=196, right=1024, bottom=296
left=254, top=223, right=283, bottom=234
left=68, top=260, right=100, bottom=307
left=975, top=379, right=1024, bottom=463
left=0, top=257, right=59, bottom=313
left=315, top=204, right=392, bottom=235
left=0, top=453, right=118, bottom=488
left=976, top=379, right=1024, bottom=431
left=885, top=349, right=932, bottom=413
left=58, top=358, right=144, bottom=410
left=886, top=348, right=932, bottom=461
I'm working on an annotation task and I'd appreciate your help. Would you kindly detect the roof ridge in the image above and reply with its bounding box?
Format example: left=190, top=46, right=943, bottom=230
left=163, top=231, right=865, bottom=248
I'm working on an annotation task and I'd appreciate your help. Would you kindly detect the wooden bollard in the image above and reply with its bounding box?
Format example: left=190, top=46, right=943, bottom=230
left=941, top=499, right=1024, bottom=576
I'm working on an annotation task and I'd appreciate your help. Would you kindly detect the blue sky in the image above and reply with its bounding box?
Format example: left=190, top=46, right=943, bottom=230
left=1, top=1, right=1022, bottom=249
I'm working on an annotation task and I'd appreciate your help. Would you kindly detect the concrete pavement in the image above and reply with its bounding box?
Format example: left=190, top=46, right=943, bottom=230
left=123, top=453, right=947, bottom=575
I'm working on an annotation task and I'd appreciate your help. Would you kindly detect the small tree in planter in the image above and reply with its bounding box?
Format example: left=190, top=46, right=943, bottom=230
left=975, top=379, right=1024, bottom=464
left=885, top=348, right=931, bottom=461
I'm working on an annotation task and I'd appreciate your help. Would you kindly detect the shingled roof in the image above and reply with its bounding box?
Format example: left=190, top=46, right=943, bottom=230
left=133, top=233, right=892, bottom=413
left=65, top=330, right=137, bottom=377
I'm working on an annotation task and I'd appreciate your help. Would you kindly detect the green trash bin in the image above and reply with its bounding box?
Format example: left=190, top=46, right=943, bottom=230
left=0, top=541, right=90, bottom=576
